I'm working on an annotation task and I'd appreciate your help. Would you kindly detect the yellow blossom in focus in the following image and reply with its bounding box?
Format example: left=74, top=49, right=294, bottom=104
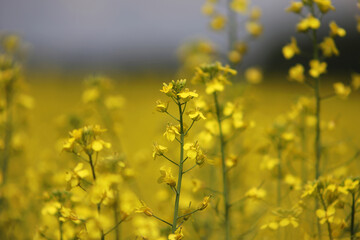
left=152, top=143, right=168, bottom=160
left=136, top=201, right=153, bottom=217
left=188, top=109, right=206, bottom=121
left=168, top=228, right=184, bottom=240
left=158, top=166, right=176, bottom=187
left=164, top=124, right=180, bottom=142
left=297, top=15, right=320, bottom=32
left=245, top=67, right=262, bottom=84
left=155, top=100, right=169, bottom=113
left=286, top=1, right=303, bottom=13
left=333, top=82, right=351, bottom=99
left=329, top=21, right=346, bottom=37
left=198, top=196, right=211, bottom=210
left=177, top=88, right=199, bottom=101
left=309, top=60, right=327, bottom=78
left=282, top=37, right=300, bottom=59
left=210, top=15, right=226, bottom=31
left=160, top=82, right=174, bottom=96
left=288, top=64, right=305, bottom=83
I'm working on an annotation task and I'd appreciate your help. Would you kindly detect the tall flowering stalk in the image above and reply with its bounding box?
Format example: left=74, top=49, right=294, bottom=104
left=192, top=62, right=252, bottom=239
left=139, top=79, right=209, bottom=238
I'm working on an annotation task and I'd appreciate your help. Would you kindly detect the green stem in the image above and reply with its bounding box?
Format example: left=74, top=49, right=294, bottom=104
left=351, top=192, right=356, bottom=240
left=277, top=143, right=282, bottom=206
left=213, top=92, right=230, bottom=240
left=318, top=189, right=334, bottom=240
left=88, top=154, right=105, bottom=240
left=58, top=218, right=63, bottom=240
left=171, top=99, right=185, bottom=233
left=1, top=82, right=13, bottom=185
left=309, top=4, right=322, bottom=239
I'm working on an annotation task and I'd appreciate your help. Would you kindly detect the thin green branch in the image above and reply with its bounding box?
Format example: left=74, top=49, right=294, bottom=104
left=183, top=164, right=197, bottom=174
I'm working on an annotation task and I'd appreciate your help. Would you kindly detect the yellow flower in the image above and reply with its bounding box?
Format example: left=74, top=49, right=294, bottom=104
left=286, top=1, right=303, bottom=13
left=92, top=139, right=111, bottom=152
left=228, top=50, right=242, bottom=63
left=152, top=143, right=168, bottom=160
left=279, top=216, right=299, bottom=228
left=316, top=207, right=335, bottom=224
left=155, top=100, right=169, bottom=112
left=333, top=82, right=351, bottom=99
left=168, top=227, right=184, bottom=240
left=329, top=21, right=346, bottom=37
left=261, top=155, right=279, bottom=170
left=65, top=163, right=89, bottom=188
left=282, top=37, right=300, bottom=59
left=352, top=73, right=360, bottom=90
left=198, top=196, right=211, bottom=210
left=250, top=7, right=262, bottom=20
left=230, top=0, right=248, bottom=13
left=319, top=37, right=339, bottom=57
left=82, top=87, right=100, bottom=103
left=158, top=166, right=176, bottom=187
left=260, top=221, right=279, bottom=230
left=160, top=82, right=174, bottom=96
left=297, top=15, right=321, bottom=32
left=136, top=201, right=153, bottom=217
left=245, top=67, right=263, bottom=84
left=288, top=64, right=305, bottom=83
left=164, top=124, right=180, bottom=142
left=309, top=60, right=327, bottom=78
left=205, top=78, right=225, bottom=94
left=314, top=0, right=335, bottom=14
left=188, top=109, right=206, bottom=121
left=183, top=141, right=206, bottom=166
left=343, top=178, right=359, bottom=192
left=284, top=174, right=301, bottom=190
left=177, top=88, right=199, bottom=101
left=301, top=182, right=318, bottom=198
left=210, top=15, right=226, bottom=31
left=246, top=21, right=263, bottom=37
left=3, top=35, right=20, bottom=53
left=245, top=187, right=266, bottom=200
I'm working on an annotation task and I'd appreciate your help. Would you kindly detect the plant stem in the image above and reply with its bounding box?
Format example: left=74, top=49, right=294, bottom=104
left=318, top=189, right=334, bottom=240
left=1, top=82, right=13, bottom=185
left=309, top=3, right=322, bottom=238
left=88, top=153, right=105, bottom=240
left=277, top=143, right=282, bottom=206
left=58, top=218, right=63, bottom=240
left=172, top=99, right=185, bottom=233
left=213, top=92, right=230, bottom=240
left=351, top=192, right=356, bottom=240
